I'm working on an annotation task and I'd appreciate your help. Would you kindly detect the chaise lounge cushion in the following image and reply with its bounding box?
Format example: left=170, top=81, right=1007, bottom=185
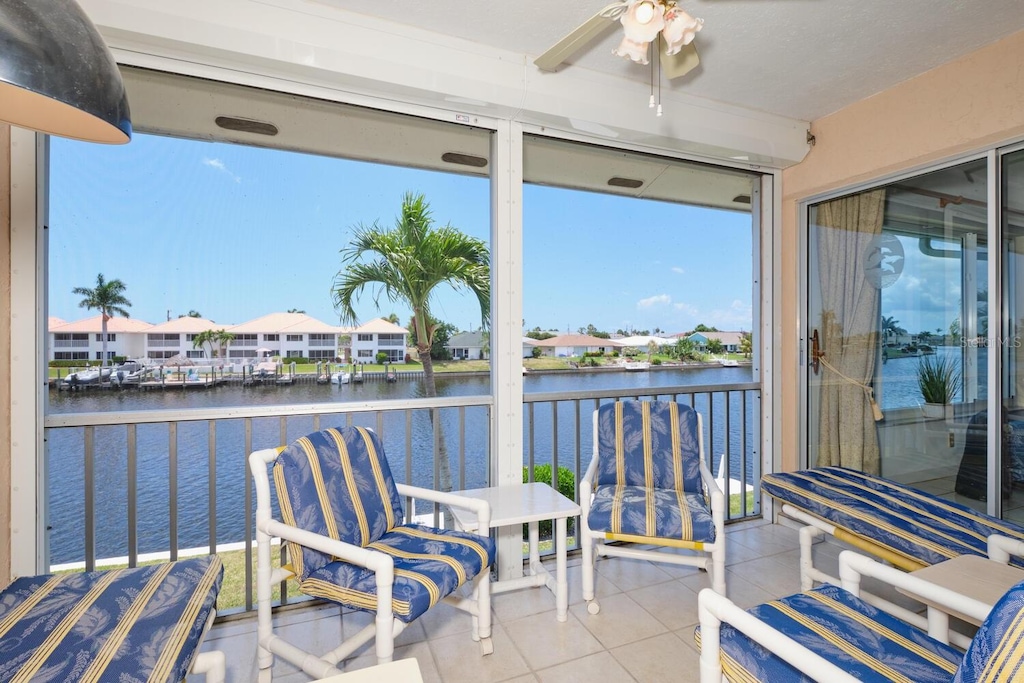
left=0, top=555, right=223, bottom=683
left=954, top=580, right=1024, bottom=681
left=762, top=467, right=1024, bottom=569
left=696, top=583, right=963, bottom=683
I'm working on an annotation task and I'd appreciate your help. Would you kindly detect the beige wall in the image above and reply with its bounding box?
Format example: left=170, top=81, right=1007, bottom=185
left=1, top=125, right=10, bottom=586
left=778, top=30, right=1024, bottom=472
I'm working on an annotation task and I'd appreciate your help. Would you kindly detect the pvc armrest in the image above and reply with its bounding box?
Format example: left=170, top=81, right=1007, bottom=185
left=838, top=551, right=990, bottom=624
left=395, top=483, right=491, bottom=532
left=261, top=519, right=394, bottom=573
left=988, top=534, right=1024, bottom=564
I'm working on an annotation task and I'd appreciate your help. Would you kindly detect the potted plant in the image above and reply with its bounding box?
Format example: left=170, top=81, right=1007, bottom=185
left=917, top=354, right=962, bottom=419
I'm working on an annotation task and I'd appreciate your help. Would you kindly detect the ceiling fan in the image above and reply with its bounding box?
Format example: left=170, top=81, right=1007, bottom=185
left=534, top=1, right=703, bottom=81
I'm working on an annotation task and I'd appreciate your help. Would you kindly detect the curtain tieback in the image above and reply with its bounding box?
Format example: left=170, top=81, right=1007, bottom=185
left=819, top=357, right=884, bottom=422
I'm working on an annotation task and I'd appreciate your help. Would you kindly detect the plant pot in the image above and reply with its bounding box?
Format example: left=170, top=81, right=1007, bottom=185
left=922, top=402, right=952, bottom=420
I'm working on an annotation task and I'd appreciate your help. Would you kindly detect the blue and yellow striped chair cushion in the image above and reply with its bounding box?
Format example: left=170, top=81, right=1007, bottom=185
left=275, top=427, right=405, bottom=577
left=762, top=467, right=1024, bottom=569
left=595, top=400, right=704, bottom=493
left=955, top=580, right=1024, bottom=682
left=587, top=486, right=717, bottom=543
left=696, top=583, right=963, bottom=683
left=0, top=555, right=223, bottom=683
left=298, top=524, right=495, bottom=623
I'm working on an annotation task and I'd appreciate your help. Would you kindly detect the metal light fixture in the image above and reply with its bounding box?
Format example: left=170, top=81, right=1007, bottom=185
left=0, top=0, right=131, bottom=144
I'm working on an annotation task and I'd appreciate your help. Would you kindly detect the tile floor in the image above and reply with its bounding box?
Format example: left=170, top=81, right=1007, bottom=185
left=191, top=520, right=851, bottom=683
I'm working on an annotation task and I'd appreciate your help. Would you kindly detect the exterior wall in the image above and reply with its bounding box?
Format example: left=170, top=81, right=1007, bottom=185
left=1, top=125, right=10, bottom=585
left=779, top=29, right=1024, bottom=472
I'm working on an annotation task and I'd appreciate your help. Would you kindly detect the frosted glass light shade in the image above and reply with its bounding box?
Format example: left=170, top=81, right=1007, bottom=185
left=0, top=0, right=131, bottom=144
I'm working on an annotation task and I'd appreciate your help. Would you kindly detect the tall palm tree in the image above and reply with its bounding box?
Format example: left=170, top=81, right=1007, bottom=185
left=215, top=329, right=236, bottom=360
left=72, top=274, right=131, bottom=367
left=332, top=192, right=490, bottom=491
left=192, top=328, right=233, bottom=360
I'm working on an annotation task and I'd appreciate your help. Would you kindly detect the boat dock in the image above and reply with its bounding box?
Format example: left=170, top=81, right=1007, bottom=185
left=50, top=364, right=426, bottom=391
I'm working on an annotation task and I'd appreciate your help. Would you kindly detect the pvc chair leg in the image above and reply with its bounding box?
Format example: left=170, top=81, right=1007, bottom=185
left=711, top=544, right=727, bottom=597
left=581, top=533, right=600, bottom=614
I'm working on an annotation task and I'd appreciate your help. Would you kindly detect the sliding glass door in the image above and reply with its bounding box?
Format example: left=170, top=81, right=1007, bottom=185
left=806, top=158, right=1006, bottom=515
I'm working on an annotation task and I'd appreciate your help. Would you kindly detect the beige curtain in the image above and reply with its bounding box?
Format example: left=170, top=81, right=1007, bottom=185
left=815, top=190, right=886, bottom=474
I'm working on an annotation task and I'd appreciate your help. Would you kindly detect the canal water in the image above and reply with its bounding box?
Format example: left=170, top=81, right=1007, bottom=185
left=47, top=365, right=755, bottom=565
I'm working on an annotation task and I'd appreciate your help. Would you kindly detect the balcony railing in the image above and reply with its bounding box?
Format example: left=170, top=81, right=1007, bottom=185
left=53, top=340, right=90, bottom=348
left=307, top=339, right=334, bottom=347
left=43, top=381, right=760, bottom=615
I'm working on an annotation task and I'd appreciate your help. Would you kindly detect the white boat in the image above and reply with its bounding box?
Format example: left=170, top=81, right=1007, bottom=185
left=719, top=359, right=739, bottom=367
left=623, top=361, right=650, bottom=371
left=331, top=370, right=351, bottom=385
left=352, top=366, right=364, bottom=383
left=110, top=361, right=151, bottom=386
left=61, top=366, right=112, bottom=388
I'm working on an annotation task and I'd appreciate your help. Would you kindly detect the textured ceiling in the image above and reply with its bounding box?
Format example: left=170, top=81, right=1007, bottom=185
left=309, top=0, right=1024, bottom=121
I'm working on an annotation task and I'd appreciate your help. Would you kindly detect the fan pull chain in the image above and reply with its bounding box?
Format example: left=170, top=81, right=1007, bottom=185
left=649, top=44, right=656, bottom=109
left=656, top=36, right=663, bottom=116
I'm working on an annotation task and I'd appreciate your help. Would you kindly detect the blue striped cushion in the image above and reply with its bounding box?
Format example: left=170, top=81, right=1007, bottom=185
left=0, top=555, right=223, bottom=683
left=762, top=467, right=1024, bottom=569
left=696, top=583, right=962, bottom=683
left=587, top=485, right=717, bottom=542
left=275, top=427, right=405, bottom=577
left=298, top=524, right=495, bottom=623
left=954, top=580, right=1024, bottom=682
left=595, top=401, right=704, bottom=494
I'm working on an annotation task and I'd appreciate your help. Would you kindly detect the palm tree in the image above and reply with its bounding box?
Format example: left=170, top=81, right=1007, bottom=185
left=192, top=329, right=217, bottom=359
left=72, top=274, right=131, bottom=367
left=332, top=192, right=490, bottom=491
left=215, top=329, right=235, bottom=360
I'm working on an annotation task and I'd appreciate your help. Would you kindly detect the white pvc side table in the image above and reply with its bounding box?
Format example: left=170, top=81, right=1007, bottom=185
left=448, top=482, right=581, bottom=622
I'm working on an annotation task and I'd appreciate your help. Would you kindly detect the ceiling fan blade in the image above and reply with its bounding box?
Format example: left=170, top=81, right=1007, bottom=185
left=534, top=2, right=627, bottom=72
left=661, top=42, right=700, bottom=80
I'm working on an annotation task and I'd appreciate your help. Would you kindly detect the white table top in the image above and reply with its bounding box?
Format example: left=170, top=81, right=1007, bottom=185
left=448, top=482, right=581, bottom=530
left=903, top=555, right=1024, bottom=625
left=315, top=658, right=423, bottom=682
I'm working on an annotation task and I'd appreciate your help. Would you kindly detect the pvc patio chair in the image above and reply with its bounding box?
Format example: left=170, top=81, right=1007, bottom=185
left=696, top=550, right=1024, bottom=683
left=250, top=426, right=494, bottom=681
left=580, top=399, right=726, bottom=615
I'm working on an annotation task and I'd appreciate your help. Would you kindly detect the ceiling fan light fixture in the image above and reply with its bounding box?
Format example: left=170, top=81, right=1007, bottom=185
left=620, top=1, right=665, bottom=44
left=613, top=36, right=652, bottom=64
left=634, top=1, right=658, bottom=25
left=662, top=8, right=703, bottom=55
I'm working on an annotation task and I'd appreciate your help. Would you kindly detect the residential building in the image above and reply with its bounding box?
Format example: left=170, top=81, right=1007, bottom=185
left=49, top=315, right=153, bottom=362
left=447, top=331, right=487, bottom=360
left=531, top=334, right=623, bottom=358
left=686, top=331, right=745, bottom=353
left=144, top=316, right=223, bottom=360
left=226, top=312, right=344, bottom=361
left=350, top=318, right=409, bottom=364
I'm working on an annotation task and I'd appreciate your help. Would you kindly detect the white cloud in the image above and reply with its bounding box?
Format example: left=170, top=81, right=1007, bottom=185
left=673, top=302, right=699, bottom=316
left=707, top=300, right=753, bottom=329
left=671, top=267, right=685, bottom=274
left=637, top=294, right=671, bottom=309
left=202, top=157, right=241, bottom=183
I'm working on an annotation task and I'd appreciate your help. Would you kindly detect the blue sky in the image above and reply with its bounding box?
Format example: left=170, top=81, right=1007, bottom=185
left=48, top=134, right=754, bottom=334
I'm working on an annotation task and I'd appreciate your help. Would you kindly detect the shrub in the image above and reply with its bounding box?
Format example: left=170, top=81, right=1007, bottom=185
left=917, top=354, right=962, bottom=404
left=652, top=358, right=662, bottom=365
left=376, top=352, right=388, bottom=364
left=523, top=464, right=576, bottom=538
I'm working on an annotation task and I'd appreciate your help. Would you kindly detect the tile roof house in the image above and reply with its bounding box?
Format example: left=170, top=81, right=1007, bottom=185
left=531, top=334, right=623, bottom=358
left=447, top=331, right=487, bottom=360
left=50, top=315, right=154, bottom=362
